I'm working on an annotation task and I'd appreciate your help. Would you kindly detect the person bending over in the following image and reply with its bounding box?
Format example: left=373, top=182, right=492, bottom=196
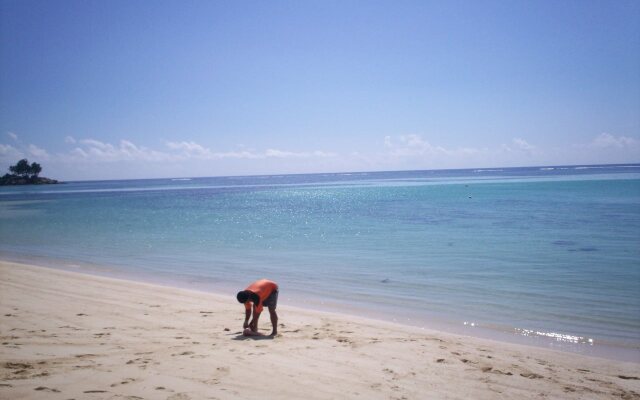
left=236, top=279, right=278, bottom=336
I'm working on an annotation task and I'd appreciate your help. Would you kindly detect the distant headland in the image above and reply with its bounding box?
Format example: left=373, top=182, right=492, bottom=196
left=0, top=159, right=60, bottom=186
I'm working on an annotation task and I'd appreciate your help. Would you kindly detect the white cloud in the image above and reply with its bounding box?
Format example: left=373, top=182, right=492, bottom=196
left=67, top=139, right=174, bottom=162
left=264, top=149, right=337, bottom=158
left=0, top=143, right=22, bottom=158
left=212, top=150, right=264, bottom=159
left=65, top=136, right=76, bottom=144
left=165, top=141, right=336, bottom=160
left=562, top=133, right=640, bottom=165
left=265, top=149, right=298, bottom=158
left=119, top=140, right=171, bottom=161
left=7, top=132, right=18, bottom=141
left=52, top=138, right=339, bottom=166
left=70, top=147, right=89, bottom=158
left=512, top=138, right=535, bottom=152
left=500, top=138, right=536, bottom=154
left=384, top=134, right=472, bottom=157
left=81, top=139, right=114, bottom=151
left=380, top=134, right=553, bottom=169
left=28, top=144, right=49, bottom=159
left=166, top=141, right=214, bottom=158
left=47, top=137, right=343, bottom=179
left=589, top=133, right=639, bottom=149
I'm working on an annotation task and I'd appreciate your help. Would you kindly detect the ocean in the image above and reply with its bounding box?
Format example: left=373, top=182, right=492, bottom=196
left=1, top=164, right=639, bottom=361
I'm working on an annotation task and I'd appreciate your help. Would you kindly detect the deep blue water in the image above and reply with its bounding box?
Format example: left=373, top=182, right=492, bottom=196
left=1, top=164, right=639, bottom=360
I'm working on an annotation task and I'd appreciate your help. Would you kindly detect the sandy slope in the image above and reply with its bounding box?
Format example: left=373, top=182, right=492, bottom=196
left=1, top=260, right=638, bottom=399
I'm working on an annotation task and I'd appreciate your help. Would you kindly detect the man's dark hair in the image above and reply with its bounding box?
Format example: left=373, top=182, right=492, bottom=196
left=237, top=290, right=250, bottom=303
left=236, top=290, right=260, bottom=305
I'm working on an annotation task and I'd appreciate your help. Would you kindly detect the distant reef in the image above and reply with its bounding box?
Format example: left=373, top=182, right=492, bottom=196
left=0, top=174, right=60, bottom=186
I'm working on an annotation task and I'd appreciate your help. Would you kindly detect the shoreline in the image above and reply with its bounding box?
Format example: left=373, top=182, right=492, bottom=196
left=2, top=254, right=639, bottom=363
left=2, top=260, right=640, bottom=399
left=1, top=253, right=637, bottom=363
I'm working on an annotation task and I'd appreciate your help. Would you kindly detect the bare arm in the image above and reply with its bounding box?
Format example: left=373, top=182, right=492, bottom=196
left=249, top=306, right=261, bottom=332
left=243, top=308, right=251, bottom=329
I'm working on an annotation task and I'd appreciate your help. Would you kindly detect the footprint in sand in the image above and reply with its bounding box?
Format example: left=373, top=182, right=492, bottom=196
left=34, top=386, right=60, bottom=392
left=482, top=367, right=513, bottom=375
left=167, top=393, right=191, bottom=400
left=59, top=325, right=83, bottom=331
left=171, top=351, right=194, bottom=356
left=520, top=372, right=544, bottom=379
left=75, top=354, right=97, bottom=359
left=4, top=362, right=33, bottom=370
left=110, top=378, right=136, bottom=387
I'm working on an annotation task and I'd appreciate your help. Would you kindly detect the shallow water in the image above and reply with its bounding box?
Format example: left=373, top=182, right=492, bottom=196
left=1, top=164, right=639, bottom=361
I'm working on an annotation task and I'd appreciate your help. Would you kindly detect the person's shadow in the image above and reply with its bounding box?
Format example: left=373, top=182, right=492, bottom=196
left=232, top=333, right=275, bottom=341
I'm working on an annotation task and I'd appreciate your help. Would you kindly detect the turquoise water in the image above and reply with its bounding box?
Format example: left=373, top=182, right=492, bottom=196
left=1, top=165, right=639, bottom=361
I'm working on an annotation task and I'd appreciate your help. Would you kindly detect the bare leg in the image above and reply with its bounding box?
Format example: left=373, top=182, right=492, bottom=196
left=268, top=307, right=278, bottom=336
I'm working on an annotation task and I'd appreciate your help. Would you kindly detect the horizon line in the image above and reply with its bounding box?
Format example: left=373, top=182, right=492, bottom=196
left=53, top=162, right=640, bottom=184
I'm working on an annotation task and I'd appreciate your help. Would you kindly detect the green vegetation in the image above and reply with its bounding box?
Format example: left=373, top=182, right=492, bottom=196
left=0, top=159, right=59, bottom=185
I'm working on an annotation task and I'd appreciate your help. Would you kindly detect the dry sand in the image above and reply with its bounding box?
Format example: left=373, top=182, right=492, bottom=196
left=1, top=260, right=639, bottom=399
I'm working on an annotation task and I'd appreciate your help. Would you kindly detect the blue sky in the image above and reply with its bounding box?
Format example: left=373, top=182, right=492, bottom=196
left=1, top=0, right=639, bottom=180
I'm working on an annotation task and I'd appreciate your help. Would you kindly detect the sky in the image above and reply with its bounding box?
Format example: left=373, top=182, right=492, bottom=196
left=1, top=0, right=639, bottom=181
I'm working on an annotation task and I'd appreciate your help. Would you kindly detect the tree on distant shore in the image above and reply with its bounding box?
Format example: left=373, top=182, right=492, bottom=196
left=0, top=158, right=58, bottom=185
left=8, top=158, right=42, bottom=179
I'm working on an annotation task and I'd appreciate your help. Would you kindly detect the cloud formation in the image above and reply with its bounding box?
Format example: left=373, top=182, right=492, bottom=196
left=165, top=141, right=214, bottom=158
left=589, top=133, right=639, bottom=149
left=500, top=138, right=536, bottom=154
left=68, top=139, right=175, bottom=162
left=0, top=143, right=21, bottom=158
left=165, top=141, right=336, bottom=160
left=384, top=134, right=481, bottom=158
left=1, top=131, right=637, bottom=180
left=28, top=144, right=49, bottom=159
left=56, top=138, right=338, bottom=164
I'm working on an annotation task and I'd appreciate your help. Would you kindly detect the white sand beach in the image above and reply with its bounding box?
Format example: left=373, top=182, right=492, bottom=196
left=1, top=260, right=639, bottom=399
